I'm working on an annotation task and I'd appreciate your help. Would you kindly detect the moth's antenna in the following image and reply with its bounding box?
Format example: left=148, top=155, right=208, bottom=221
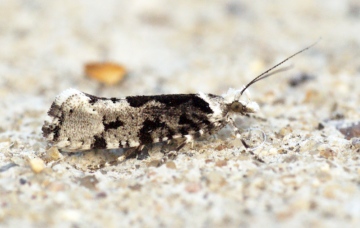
left=240, top=39, right=320, bottom=95
left=249, top=65, right=293, bottom=85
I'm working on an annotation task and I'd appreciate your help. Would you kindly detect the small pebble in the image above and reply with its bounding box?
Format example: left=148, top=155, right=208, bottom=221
left=185, top=182, right=201, bottom=193
left=317, top=145, right=335, bottom=159
left=19, top=178, right=27, bottom=185
left=147, top=160, right=162, bottom=167
left=29, top=158, right=45, bottom=173
left=268, top=147, right=278, bottom=155
left=351, top=138, right=360, bottom=149
left=46, top=181, right=69, bottom=192
left=288, top=72, right=314, bottom=87
left=166, top=161, right=177, bottom=169
left=45, top=146, right=62, bottom=161
left=320, top=149, right=335, bottom=159
left=215, top=159, right=227, bottom=167
left=96, top=192, right=107, bottom=199
left=85, top=62, right=127, bottom=85
left=77, top=175, right=99, bottom=190
left=338, top=122, right=360, bottom=140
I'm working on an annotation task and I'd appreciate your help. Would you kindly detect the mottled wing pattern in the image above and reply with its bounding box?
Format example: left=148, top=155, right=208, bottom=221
left=42, top=89, right=228, bottom=151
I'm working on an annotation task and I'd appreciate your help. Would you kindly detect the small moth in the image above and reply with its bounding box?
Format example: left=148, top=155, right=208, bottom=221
left=42, top=42, right=317, bottom=160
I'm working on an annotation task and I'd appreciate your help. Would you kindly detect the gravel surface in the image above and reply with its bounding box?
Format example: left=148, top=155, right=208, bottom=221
left=1, top=0, right=360, bottom=227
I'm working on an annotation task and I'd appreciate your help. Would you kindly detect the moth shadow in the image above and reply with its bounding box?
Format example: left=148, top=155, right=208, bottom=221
left=58, top=140, right=186, bottom=171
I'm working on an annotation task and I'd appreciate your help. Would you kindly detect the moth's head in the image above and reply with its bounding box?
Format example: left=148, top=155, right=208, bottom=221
left=222, top=88, right=259, bottom=115
left=229, top=100, right=259, bottom=115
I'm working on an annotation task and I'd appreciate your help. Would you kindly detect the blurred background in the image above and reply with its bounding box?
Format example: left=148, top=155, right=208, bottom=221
left=1, top=0, right=360, bottom=227
left=1, top=0, right=359, bottom=99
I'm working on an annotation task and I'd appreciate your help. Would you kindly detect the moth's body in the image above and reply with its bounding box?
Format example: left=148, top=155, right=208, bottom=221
left=42, top=89, right=258, bottom=151
left=42, top=42, right=316, bottom=157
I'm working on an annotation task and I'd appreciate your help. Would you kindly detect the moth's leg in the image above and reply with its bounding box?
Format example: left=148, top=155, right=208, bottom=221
left=117, top=145, right=144, bottom=163
left=176, top=140, right=188, bottom=151
left=245, top=113, right=266, bottom=121
left=161, top=137, right=187, bottom=153
left=228, top=117, right=242, bottom=139
left=136, top=145, right=150, bottom=160
left=185, top=134, right=195, bottom=149
left=160, top=138, right=188, bottom=163
left=173, top=135, right=194, bottom=153
left=228, top=118, right=265, bottom=163
left=241, top=139, right=265, bottom=163
left=161, top=140, right=175, bottom=153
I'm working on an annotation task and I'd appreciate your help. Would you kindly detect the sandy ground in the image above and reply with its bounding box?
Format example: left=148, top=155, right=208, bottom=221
left=1, top=0, right=360, bottom=227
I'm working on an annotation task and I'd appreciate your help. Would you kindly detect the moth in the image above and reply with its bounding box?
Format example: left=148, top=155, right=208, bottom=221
left=42, top=42, right=316, bottom=161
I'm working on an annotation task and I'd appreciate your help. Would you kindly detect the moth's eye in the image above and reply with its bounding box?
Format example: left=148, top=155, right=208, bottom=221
left=230, top=102, right=243, bottom=112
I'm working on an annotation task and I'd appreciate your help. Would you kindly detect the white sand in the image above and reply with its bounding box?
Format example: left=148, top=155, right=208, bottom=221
left=0, top=0, right=360, bottom=227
